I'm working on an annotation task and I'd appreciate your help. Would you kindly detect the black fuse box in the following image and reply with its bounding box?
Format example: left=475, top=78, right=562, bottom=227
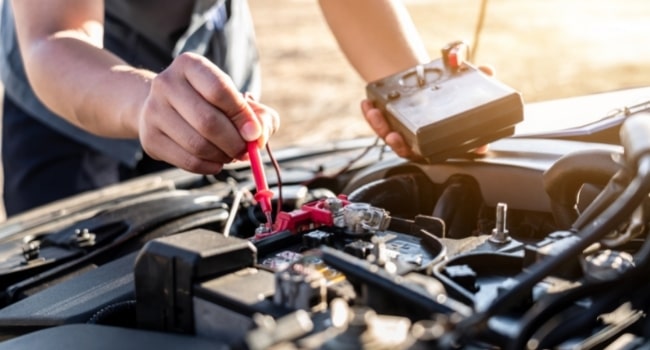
left=134, top=229, right=257, bottom=333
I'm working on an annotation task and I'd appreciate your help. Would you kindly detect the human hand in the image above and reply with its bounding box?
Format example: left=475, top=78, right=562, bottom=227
left=137, top=52, right=279, bottom=174
left=362, top=65, right=495, bottom=160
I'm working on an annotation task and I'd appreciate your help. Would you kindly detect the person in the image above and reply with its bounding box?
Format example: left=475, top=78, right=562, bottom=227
left=0, top=0, right=431, bottom=217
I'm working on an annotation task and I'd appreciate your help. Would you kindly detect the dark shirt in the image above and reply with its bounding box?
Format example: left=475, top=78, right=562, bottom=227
left=0, top=0, right=260, bottom=167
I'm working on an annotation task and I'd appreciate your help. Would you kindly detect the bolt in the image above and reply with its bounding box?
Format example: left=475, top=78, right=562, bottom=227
left=489, top=202, right=511, bottom=244
left=22, top=241, right=40, bottom=262
left=74, top=228, right=96, bottom=248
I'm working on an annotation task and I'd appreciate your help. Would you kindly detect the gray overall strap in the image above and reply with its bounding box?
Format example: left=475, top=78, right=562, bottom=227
left=173, top=0, right=261, bottom=98
left=174, top=0, right=228, bottom=57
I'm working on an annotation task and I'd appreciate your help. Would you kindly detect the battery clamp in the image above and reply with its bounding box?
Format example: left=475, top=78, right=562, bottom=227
left=366, top=41, right=524, bottom=162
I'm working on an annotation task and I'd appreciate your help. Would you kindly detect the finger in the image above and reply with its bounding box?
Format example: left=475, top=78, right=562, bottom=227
left=160, top=74, right=246, bottom=159
left=361, top=99, right=374, bottom=115
left=362, top=104, right=392, bottom=139
left=153, top=107, right=234, bottom=163
left=385, top=131, right=416, bottom=159
left=362, top=100, right=418, bottom=159
left=141, top=128, right=226, bottom=174
left=472, top=144, right=490, bottom=155
left=176, top=53, right=262, bottom=141
left=246, top=97, right=280, bottom=146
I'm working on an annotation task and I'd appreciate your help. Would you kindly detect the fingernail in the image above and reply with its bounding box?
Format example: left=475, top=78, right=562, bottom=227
left=240, top=120, right=261, bottom=141
left=244, top=92, right=256, bottom=101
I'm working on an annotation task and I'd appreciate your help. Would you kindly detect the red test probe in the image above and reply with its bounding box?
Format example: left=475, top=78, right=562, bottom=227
left=247, top=141, right=274, bottom=229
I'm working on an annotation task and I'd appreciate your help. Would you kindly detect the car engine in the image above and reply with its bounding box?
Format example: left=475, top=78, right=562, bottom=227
left=0, top=70, right=649, bottom=348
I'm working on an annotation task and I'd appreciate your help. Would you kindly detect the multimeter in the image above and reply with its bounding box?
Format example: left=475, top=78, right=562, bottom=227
left=366, top=41, right=524, bottom=162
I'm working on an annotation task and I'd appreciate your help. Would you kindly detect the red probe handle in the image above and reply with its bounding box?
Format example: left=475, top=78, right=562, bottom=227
left=247, top=142, right=274, bottom=215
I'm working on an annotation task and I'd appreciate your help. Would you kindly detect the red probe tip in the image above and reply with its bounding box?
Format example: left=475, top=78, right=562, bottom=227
left=247, top=142, right=274, bottom=225
left=254, top=190, right=274, bottom=216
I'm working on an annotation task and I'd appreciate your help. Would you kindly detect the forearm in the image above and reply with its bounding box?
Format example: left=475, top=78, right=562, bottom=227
left=318, top=0, right=430, bottom=82
left=11, top=0, right=149, bottom=138
left=21, top=35, right=151, bottom=138
left=10, top=0, right=278, bottom=174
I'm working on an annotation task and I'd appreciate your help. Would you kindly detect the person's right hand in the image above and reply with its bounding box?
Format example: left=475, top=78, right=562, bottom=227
left=137, top=52, right=279, bottom=174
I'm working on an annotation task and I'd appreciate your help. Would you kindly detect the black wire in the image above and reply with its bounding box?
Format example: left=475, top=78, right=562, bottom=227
left=531, top=285, right=643, bottom=349
left=571, top=169, right=630, bottom=231
left=452, top=155, right=650, bottom=344
left=519, top=231, right=650, bottom=349
left=266, top=142, right=283, bottom=218
left=333, top=137, right=381, bottom=177
left=471, top=0, right=489, bottom=62
left=379, top=143, right=387, bottom=161
left=509, top=276, right=621, bottom=349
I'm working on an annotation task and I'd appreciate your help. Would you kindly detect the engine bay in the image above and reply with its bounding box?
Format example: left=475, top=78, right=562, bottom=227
left=0, top=112, right=646, bottom=348
left=0, top=78, right=649, bottom=348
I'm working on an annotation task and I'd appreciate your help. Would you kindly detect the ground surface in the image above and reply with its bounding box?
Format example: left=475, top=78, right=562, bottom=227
left=1, top=0, right=650, bottom=220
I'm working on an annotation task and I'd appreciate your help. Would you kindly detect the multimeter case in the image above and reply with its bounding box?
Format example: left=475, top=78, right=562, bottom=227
left=366, top=58, right=524, bottom=162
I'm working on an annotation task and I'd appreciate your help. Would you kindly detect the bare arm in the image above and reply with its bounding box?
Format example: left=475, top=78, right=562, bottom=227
left=318, top=0, right=429, bottom=82
left=11, top=0, right=277, bottom=173
left=318, top=0, right=430, bottom=158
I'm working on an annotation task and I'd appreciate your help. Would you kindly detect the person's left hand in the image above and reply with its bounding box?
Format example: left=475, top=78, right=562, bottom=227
left=361, top=99, right=417, bottom=160
left=362, top=64, right=495, bottom=160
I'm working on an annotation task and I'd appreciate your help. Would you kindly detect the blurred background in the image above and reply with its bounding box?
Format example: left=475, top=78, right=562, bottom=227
left=249, top=0, right=650, bottom=148
left=0, top=0, right=649, bottom=220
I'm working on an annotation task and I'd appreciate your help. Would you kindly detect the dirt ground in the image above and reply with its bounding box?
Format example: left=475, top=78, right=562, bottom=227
left=1, top=0, right=650, bottom=220
left=249, top=0, right=650, bottom=148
